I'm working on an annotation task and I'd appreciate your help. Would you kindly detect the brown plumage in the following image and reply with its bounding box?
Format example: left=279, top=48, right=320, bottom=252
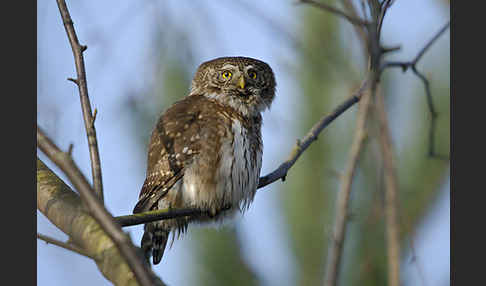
left=133, top=57, right=276, bottom=264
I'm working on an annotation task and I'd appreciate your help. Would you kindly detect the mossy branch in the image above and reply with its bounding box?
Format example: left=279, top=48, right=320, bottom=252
left=37, top=158, right=150, bottom=286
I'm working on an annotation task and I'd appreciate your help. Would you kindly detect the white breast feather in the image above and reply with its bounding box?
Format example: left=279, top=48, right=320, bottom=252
left=230, top=119, right=261, bottom=210
left=180, top=119, right=261, bottom=213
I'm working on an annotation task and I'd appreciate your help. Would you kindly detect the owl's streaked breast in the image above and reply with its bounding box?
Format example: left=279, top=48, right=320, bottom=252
left=227, top=119, right=262, bottom=210
left=181, top=115, right=262, bottom=216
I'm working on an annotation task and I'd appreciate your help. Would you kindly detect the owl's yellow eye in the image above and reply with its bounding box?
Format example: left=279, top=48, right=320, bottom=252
left=222, top=71, right=232, bottom=80
left=248, top=71, right=257, bottom=79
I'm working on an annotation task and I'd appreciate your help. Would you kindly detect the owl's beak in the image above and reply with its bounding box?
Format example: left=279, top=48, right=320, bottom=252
left=238, top=76, right=245, bottom=89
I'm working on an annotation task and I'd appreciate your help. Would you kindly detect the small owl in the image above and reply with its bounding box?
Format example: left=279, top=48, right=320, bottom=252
left=133, top=56, right=276, bottom=264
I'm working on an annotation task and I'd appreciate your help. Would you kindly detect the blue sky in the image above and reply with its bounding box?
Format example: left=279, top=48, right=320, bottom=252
left=37, top=1, right=449, bottom=285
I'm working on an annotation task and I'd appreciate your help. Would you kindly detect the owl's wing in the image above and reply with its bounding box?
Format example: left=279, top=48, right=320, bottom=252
left=133, top=97, right=206, bottom=214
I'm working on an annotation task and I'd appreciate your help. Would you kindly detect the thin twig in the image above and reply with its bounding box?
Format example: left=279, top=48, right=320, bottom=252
left=258, top=79, right=369, bottom=189
left=37, top=233, right=96, bottom=260
left=377, top=0, right=394, bottom=38
left=341, top=0, right=370, bottom=55
left=380, top=21, right=450, bottom=158
left=37, top=126, right=163, bottom=286
left=381, top=21, right=450, bottom=72
left=56, top=0, right=104, bottom=202
left=298, top=0, right=371, bottom=26
left=375, top=87, right=401, bottom=286
left=324, top=87, right=372, bottom=286
left=414, top=21, right=450, bottom=64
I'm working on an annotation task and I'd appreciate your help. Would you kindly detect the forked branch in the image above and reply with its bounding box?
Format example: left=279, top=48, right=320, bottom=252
left=37, top=233, right=96, bottom=260
left=381, top=21, right=450, bottom=158
left=37, top=126, right=164, bottom=286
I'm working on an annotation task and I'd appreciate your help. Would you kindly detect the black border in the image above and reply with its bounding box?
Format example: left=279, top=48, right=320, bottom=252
left=4, top=1, right=36, bottom=285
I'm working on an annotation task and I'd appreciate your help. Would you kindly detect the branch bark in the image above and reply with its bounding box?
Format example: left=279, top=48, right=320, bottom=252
left=37, top=127, right=164, bottom=286
left=37, top=158, right=161, bottom=286
left=324, top=87, right=372, bottom=286
left=375, top=88, right=401, bottom=286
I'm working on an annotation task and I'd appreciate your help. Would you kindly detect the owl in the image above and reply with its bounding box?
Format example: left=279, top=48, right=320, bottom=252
left=133, top=56, right=276, bottom=264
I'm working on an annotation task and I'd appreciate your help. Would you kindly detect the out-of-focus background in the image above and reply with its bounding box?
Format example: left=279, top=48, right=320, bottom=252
left=37, top=1, right=450, bottom=285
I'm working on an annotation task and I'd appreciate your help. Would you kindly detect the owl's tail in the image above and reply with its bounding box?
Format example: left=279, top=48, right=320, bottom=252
left=141, top=224, right=170, bottom=265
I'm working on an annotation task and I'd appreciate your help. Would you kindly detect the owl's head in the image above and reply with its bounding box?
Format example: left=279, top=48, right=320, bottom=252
left=189, top=56, right=276, bottom=117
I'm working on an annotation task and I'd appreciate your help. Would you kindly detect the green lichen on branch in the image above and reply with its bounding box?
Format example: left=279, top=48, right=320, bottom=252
left=37, top=158, right=142, bottom=286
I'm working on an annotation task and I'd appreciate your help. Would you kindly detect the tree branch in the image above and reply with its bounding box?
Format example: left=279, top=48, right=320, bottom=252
left=37, top=233, right=96, bottom=260
left=56, top=0, right=104, bottom=201
left=381, top=21, right=450, bottom=71
left=37, top=127, right=164, bottom=286
left=380, top=21, right=450, bottom=158
left=116, top=207, right=220, bottom=227
left=258, top=79, right=369, bottom=189
left=37, top=158, right=161, bottom=286
left=341, top=0, right=370, bottom=54
left=324, top=86, right=372, bottom=286
left=375, top=88, right=401, bottom=286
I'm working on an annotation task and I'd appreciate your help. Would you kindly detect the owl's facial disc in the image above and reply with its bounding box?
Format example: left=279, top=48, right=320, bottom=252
left=190, top=57, right=276, bottom=117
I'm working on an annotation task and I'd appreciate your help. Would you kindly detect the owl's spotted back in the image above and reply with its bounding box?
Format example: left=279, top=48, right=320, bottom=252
left=134, top=56, right=276, bottom=264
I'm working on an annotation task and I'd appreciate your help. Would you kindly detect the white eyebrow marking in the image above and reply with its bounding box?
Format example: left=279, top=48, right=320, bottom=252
left=221, top=64, right=237, bottom=70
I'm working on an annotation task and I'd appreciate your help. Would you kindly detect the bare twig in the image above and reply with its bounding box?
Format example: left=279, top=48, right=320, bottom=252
left=341, top=0, right=370, bottom=55
left=381, top=21, right=450, bottom=158
left=37, top=126, right=163, bottom=286
left=381, top=21, right=450, bottom=72
left=375, top=88, right=401, bottom=286
left=56, top=0, right=104, bottom=202
left=324, top=87, right=372, bottom=286
left=258, top=79, right=369, bottom=189
left=298, top=0, right=371, bottom=26
left=37, top=233, right=96, bottom=260
left=377, top=0, right=394, bottom=38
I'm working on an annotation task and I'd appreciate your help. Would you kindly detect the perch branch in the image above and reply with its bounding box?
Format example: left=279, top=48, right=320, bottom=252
left=324, top=87, right=372, bottom=286
left=56, top=0, right=104, bottom=201
left=37, top=126, right=163, bottom=286
left=116, top=206, right=230, bottom=227
left=37, top=233, right=96, bottom=260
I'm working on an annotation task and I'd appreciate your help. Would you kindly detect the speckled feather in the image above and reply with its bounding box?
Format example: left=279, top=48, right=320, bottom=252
left=133, top=57, right=276, bottom=264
